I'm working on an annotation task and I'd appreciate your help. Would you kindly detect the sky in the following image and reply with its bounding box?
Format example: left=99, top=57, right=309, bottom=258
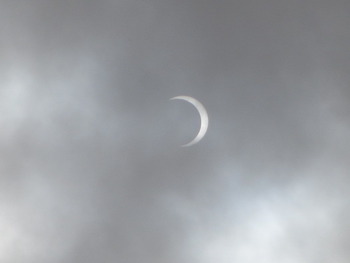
left=1, top=0, right=350, bottom=262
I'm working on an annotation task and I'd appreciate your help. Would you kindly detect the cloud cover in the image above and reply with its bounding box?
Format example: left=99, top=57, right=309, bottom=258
left=1, top=0, right=350, bottom=262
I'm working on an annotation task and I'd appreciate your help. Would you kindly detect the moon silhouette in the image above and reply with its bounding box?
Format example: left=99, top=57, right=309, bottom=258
left=170, top=96, right=209, bottom=147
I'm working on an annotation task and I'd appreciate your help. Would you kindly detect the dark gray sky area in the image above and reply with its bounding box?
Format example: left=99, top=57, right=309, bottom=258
left=1, top=0, right=350, bottom=262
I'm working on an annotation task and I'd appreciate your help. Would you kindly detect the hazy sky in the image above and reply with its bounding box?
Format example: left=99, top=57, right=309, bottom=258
left=1, top=0, right=350, bottom=262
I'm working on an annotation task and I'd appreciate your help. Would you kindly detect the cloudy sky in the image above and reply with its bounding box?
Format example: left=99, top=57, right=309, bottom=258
left=1, top=0, right=350, bottom=262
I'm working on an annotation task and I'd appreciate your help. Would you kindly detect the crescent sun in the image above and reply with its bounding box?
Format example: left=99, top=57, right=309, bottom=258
left=170, top=95, right=209, bottom=147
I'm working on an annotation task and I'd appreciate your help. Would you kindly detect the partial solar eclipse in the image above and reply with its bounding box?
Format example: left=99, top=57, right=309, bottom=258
left=170, top=96, right=209, bottom=147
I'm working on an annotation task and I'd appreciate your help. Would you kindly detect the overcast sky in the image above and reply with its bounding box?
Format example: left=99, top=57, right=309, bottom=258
left=1, top=0, right=350, bottom=262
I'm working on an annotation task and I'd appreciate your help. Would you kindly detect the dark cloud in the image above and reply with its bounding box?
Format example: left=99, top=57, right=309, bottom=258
left=1, top=0, right=350, bottom=262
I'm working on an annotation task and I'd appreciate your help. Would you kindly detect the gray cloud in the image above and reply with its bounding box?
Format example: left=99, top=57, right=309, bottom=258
left=1, top=0, right=350, bottom=262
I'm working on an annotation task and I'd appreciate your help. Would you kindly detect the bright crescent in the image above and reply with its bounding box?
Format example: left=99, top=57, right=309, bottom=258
left=170, top=96, right=209, bottom=147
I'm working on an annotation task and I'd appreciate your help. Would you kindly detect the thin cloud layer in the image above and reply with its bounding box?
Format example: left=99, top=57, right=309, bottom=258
left=1, top=0, right=350, bottom=262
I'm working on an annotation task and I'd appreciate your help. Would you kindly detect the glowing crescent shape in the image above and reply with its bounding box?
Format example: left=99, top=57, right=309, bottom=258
left=170, top=95, right=209, bottom=147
